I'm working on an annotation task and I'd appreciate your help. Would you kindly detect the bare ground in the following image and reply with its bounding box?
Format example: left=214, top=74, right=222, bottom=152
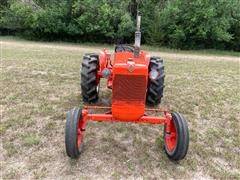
left=1, top=38, right=240, bottom=179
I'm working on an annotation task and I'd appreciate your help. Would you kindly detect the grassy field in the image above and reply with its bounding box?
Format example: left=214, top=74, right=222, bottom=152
left=1, top=37, right=240, bottom=179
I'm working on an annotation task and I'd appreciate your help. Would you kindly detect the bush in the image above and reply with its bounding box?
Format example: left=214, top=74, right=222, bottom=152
left=0, top=0, right=239, bottom=51
left=147, top=0, right=240, bottom=50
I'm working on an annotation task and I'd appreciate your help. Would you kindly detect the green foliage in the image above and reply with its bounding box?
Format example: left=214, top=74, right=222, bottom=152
left=148, top=0, right=240, bottom=50
left=22, top=132, right=41, bottom=146
left=31, top=4, right=67, bottom=35
left=10, top=2, right=34, bottom=28
left=0, top=0, right=239, bottom=50
left=117, top=13, right=134, bottom=41
left=69, top=0, right=115, bottom=41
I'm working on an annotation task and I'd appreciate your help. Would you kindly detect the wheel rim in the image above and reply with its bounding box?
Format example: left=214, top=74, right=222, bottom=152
left=77, top=119, right=84, bottom=149
left=165, top=120, right=177, bottom=152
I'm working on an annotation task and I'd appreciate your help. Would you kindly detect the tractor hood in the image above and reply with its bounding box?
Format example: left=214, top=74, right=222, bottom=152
left=111, top=52, right=150, bottom=121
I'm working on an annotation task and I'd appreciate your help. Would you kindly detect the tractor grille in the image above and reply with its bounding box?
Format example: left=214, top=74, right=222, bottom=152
left=113, top=75, right=146, bottom=101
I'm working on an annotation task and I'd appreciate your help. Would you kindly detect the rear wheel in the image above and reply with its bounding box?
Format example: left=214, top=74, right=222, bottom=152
left=164, top=112, right=189, bottom=161
left=65, top=107, right=84, bottom=158
left=146, top=56, right=165, bottom=105
left=81, top=53, right=99, bottom=102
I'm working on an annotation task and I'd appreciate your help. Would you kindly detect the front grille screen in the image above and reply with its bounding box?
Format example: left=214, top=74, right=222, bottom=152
left=113, top=75, right=146, bottom=101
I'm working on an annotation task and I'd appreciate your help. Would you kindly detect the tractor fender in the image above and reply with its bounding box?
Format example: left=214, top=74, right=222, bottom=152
left=99, top=50, right=109, bottom=71
left=145, top=53, right=151, bottom=66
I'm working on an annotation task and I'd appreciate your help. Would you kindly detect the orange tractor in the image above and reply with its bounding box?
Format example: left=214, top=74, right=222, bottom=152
left=65, top=16, right=189, bottom=161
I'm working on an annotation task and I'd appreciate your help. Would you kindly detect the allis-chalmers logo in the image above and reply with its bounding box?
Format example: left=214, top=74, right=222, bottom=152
left=128, top=64, right=135, bottom=72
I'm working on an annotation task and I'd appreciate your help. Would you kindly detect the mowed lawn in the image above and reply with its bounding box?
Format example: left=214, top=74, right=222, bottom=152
left=1, top=37, right=240, bottom=179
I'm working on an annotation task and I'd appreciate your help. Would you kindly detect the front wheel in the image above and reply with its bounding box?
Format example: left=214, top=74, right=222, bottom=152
left=164, top=112, right=189, bottom=161
left=65, top=107, right=85, bottom=158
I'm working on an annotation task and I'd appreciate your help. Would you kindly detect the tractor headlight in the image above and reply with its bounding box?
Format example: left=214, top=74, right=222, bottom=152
left=101, top=68, right=111, bottom=79
left=149, top=69, right=159, bottom=80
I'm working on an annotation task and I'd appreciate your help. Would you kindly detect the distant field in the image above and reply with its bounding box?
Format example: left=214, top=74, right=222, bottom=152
left=2, top=36, right=240, bottom=57
left=1, top=37, right=240, bottom=179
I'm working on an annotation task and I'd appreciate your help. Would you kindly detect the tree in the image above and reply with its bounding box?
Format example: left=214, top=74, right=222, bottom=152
left=0, top=0, right=239, bottom=51
left=147, top=0, right=238, bottom=50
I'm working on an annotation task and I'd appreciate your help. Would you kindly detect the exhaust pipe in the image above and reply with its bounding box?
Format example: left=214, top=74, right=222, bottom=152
left=134, top=15, right=141, bottom=58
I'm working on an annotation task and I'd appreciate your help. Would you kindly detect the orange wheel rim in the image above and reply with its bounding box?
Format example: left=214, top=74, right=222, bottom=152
left=165, top=120, right=177, bottom=152
left=77, top=118, right=84, bottom=149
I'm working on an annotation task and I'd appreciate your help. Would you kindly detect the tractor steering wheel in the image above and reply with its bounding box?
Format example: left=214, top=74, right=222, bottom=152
left=115, top=44, right=135, bottom=53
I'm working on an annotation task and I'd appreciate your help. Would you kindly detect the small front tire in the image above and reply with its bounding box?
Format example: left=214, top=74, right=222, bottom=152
left=164, top=112, right=189, bottom=161
left=65, top=107, right=84, bottom=158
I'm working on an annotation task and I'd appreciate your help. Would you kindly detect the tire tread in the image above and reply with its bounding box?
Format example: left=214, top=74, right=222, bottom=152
left=81, top=54, right=99, bottom=102
left=146, top=57, right=165, bottom=105
left=164, top=112, right=189, bottom=161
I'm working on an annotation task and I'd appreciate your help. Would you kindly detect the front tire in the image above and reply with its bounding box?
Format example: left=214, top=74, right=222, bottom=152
left=146, top=56, right=165, bottom=105
left=81, top=54, right=99, bottom=103
left=65, top=107, right=84, bottom=158
left=164, top=112, right=189, bottom=161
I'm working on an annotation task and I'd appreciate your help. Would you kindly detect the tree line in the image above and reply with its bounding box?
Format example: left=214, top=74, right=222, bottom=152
left=1, top=0, right=239, bottom=51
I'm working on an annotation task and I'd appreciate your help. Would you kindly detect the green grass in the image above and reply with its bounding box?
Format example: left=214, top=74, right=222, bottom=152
left=1, top=36, right=240, bottom=179
left=1, top=35, right=240, bottom=57
left=141, top=45, right=240, bottom=57
left=22, top=132, right=41, bottom=146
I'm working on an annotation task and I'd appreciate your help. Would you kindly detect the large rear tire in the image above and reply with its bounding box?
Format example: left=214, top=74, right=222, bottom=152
left=164, top=112, right=189, bottom=161
left=81, top=54, right=99, bottom=102
left=146, top=56, right=165, bottom=105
